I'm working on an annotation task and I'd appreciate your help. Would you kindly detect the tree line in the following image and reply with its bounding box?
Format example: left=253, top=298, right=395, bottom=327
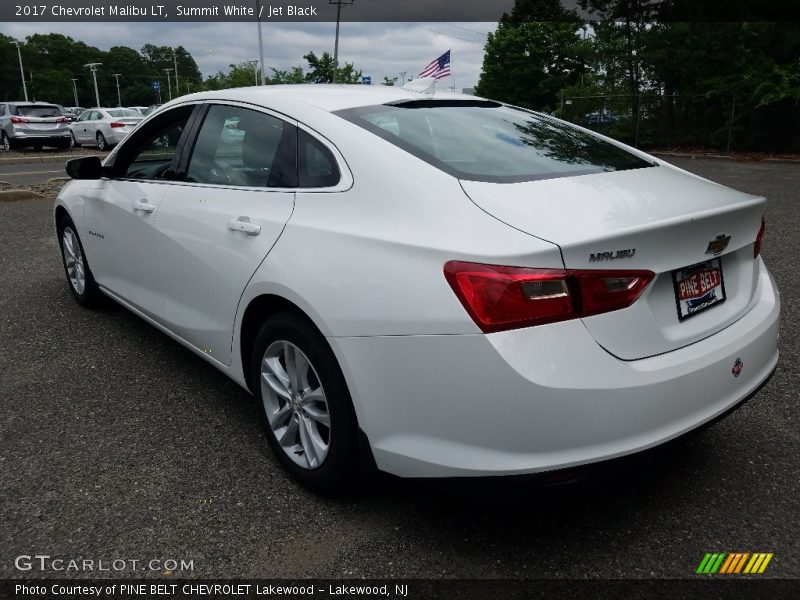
left=0, top=33, right=365, bottom=107
left=475, top=0, right=800, bottom=152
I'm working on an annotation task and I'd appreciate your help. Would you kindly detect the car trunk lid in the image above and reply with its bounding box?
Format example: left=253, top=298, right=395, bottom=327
left=460, top=165, right=766, bottom=359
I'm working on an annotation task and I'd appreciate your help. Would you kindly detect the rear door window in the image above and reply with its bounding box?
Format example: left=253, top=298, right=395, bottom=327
left=186, top=105, right=297, bottom=188
left=298, top=129, right=340, bottom=188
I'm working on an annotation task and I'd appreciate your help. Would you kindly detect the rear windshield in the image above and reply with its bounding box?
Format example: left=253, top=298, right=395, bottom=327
left=15, top=105, right=61, bottom=118
left=107, top=109, right=141, bottom=118
left=335, top=101, right=655, bottom=183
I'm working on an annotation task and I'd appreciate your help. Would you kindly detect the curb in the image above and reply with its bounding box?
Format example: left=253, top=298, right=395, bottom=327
left=0, top=189, right=45, bottom=202
left=0, top=153, right=104, bottom=165
left=651, top=151, right=800, bottom=164
left=46, top=177, right=71, bottom=184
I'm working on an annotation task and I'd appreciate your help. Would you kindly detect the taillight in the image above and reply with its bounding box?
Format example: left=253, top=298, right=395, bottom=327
left=57, top=116, right=68, bottom=124
left=10, top=116, right=28, bottom=124
left=754, top=216, right=765, bottom=258
left=444, top=261, right=654, bottom=333
left=110, top=121, right=126, bottom=128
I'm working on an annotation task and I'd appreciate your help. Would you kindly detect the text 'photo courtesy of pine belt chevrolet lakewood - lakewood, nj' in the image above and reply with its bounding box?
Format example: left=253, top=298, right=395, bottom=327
left=55, top=83, right=779, bottom=494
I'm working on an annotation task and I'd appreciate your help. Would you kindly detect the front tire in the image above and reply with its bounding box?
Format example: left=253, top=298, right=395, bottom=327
left=57, top=215, right=103, bottom=307
left=251, top=313, right=361, bottom=494
left=70, top=132, right=79, bottom=148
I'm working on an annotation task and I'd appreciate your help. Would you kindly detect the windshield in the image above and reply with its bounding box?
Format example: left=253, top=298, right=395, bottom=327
left=335, top=101, right=655, bottom=183
left=15, top=105, right=61, bottom=118
left=107, top=109, right=142, bottom=118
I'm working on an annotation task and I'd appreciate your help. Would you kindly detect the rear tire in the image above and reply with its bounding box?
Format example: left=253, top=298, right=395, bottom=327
left=70, top=132, right=79, bottom=148
left=96, top=132, right=107, bottom=151
left=1, top=132, right=12, bottom=151
left=57, top=214, right=103, bottom=308
left=251, top=312, right=361, bottom=495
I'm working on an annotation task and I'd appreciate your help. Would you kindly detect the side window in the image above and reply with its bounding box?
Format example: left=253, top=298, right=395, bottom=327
left=186, top=105, right=297, bottom=188
left=0, top=104, right=6, bottom=116
left=115, top=105, right=193, bottom=180
left=298, top=129, right=340, bottom=188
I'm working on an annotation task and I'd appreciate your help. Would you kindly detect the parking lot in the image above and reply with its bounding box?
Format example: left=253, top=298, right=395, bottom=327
left=1, top=157, right=798, bottom=579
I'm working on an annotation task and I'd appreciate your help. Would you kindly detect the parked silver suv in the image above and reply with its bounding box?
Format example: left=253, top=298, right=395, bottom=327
left=1, top=102, right=71, bottom=150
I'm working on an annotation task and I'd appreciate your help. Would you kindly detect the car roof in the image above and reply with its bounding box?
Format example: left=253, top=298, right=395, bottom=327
left=164, top=84, right=479, bottom=114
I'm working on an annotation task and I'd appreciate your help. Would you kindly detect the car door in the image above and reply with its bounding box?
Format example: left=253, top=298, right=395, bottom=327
left=153, top=102, right=297, bottom=365
left=82, top=104, right=199, bottom=319
left=75, top=110, right=96, bottom=143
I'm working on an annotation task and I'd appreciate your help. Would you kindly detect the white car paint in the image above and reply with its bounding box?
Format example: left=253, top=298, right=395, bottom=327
left=55, top=85, right=779, bottom=478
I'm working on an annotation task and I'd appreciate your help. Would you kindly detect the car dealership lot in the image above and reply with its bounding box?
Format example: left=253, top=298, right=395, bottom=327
left=1, top=157, right=797, bottom=579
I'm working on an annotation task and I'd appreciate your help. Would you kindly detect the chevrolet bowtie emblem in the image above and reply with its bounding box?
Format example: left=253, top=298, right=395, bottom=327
left=706, top=234, right=731, bottom=255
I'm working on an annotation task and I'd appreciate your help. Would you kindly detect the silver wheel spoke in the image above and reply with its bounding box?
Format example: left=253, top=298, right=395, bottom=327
left=262, top=370, right=291, bottom=400
left=304, top=404, right=330, bottom=427
left=277, top=414, right=299, bottom=447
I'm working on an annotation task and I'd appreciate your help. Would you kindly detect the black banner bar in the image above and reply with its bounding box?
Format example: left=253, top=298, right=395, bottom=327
left=3, top=579, right=800, bottom=600
left=2, top=1, right=799, bottom=22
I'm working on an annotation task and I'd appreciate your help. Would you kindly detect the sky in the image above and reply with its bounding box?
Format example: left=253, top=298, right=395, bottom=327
left=0, top=21, right=497, bottom=89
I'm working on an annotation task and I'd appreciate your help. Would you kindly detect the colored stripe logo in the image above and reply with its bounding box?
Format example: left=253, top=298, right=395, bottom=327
left=696, top=553, right=773, bottom=574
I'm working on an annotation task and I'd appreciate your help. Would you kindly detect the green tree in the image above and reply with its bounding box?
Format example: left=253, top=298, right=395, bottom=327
left=303, top=51, right=362, bottom=84
left=475, top=0, right=587, bottom=111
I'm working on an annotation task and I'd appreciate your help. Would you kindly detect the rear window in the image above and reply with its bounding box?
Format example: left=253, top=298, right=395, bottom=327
left=15, top=105, right=61, bottom=118
left=335, top=101, right=655, bottom=183
left=107, top=109, right=141, bottom=118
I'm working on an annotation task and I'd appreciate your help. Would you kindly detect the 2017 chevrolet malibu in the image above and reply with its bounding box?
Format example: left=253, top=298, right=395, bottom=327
left=54, top=85, right=780, bottom=493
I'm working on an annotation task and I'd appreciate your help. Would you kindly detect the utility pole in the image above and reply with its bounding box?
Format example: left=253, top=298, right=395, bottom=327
left=71, top=78, right=79, bottom=106
left=248, top=59, right=260, bottom=85
left=256, top=0, right=266, bottom=84
left=172, top=48, right=179, bottom=94
left=164, top=68, right=173, bottom=100
left=12, top=41, right=28, bottom=101
left=84, top=63, right=102, bottom=107
left=329, top=0, right=354, bottom=83
left=399, top=71, right=408, bottom=85
left=113, top=74, right=122, bottom=107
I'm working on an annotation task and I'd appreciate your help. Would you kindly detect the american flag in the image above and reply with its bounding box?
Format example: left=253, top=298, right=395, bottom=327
left=418, top=50, right=451, bottom=80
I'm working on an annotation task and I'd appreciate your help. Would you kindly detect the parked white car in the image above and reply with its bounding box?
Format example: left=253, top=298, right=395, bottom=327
left=69, top=108, right=143, bottom=150
left=54, top=85, right=779, bottom=493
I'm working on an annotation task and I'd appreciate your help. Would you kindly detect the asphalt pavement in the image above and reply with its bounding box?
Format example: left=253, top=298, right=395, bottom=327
left=0, top=161, right=68, bottom=186
left=1, top=158, right=798, bottom=580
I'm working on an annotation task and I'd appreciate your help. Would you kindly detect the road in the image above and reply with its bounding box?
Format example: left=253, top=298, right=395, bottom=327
left=0, top=161, right=68, bottom=186
left=0, top=158, right=798, bottom=580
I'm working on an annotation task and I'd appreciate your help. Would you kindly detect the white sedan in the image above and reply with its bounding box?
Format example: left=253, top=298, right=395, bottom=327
left=69, top=108, right=143, bottom=150
left=54, top=85, right=779, bottom=493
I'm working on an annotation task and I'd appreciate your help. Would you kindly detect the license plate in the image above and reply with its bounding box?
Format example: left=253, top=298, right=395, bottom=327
left=30, top=123, right=56, bottom=130
left=672, top=258, right=726, bottom=321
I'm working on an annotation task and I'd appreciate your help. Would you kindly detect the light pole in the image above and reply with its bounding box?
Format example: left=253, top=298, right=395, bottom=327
left=256, top=0, right=265, bottom=85
left=164, top=68, right=173, bottom=100
left=399, top=71, right=408, bottom=85
left=71, top=78, right=79, bottom=106
left=112, top=74, right=122, bottom=106
left=329, top=0, right=354, bottom=83
left=12, top=40, right=29, bottom=101
left=171, top=48, right=179, bottom=94
left=248, top=59, right=259, bottom=85
left=84, top=63, right=102, bottom=107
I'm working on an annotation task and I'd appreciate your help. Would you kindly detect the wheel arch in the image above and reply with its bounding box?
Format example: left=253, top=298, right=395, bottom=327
left=239, top=293, right=327, bottom=394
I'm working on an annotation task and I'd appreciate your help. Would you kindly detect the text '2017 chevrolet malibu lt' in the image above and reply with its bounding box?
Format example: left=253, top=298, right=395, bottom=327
left=55, top=84, right=779, bottom=493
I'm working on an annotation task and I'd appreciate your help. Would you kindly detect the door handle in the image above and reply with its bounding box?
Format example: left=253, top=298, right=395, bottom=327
left=227, top=216, right=261, bottom=236
left=133, top=200, right=155, bottom=213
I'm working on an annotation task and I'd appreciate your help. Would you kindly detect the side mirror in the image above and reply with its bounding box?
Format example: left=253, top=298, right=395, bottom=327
left=65, top=156, right=105, bottom=180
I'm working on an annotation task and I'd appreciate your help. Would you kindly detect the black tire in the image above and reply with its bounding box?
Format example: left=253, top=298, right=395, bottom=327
left=70, top=132, right=79, bottom=148
left=57, top=214, right=104, bottom=308
left=96, top=132, right=107, bottom=151
left=1, top=132, right=12, bottom=151
left=250, top=312, right=361, bottom=494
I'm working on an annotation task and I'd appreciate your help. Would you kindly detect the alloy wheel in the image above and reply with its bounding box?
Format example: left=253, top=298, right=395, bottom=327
left=260, top=340, right=331, bottom=470
left=96, top=133, right=106, bottom=151
left=2, top=133, right=9, bottom=151
left=62, top=227, right=86, bottom=295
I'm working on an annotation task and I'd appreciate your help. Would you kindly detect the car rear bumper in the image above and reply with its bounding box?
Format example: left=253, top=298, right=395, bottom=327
left=330, top=264, right=780, bottom=478
left=11, top=131, right=70, bottom=141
